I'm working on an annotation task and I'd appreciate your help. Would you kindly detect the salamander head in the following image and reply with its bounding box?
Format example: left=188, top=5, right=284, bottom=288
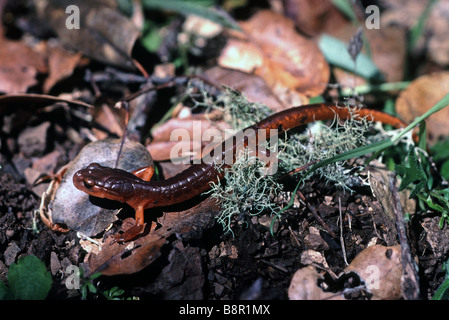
left=73, top=163, right=139, bottom=203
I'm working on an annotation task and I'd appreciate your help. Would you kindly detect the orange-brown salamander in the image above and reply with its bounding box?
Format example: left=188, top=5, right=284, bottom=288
left=73, top=103, right=409, bottom=242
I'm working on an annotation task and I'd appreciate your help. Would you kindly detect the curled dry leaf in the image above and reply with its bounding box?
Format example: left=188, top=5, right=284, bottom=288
left=345, top=245, right=403, bottom=300
left=35, top=0, right=140, bottom=69
left=288, top=266, right=345, bottom=300
left=365, top=26, right=407, bottom=83
left=396, top=71, right=449, bottom=144
left=218, top=10, right=330, bottom=108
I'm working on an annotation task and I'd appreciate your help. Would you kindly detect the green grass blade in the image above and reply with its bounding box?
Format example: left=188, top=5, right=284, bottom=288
left=142, top=0, right=241, bottom=30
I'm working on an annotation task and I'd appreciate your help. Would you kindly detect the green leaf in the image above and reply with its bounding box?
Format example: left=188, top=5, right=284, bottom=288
left=418, top=121, right=428, bottom=151
left=331, top=0, right=358, bottom=23
left=8, top=255, right=52, bottom=300
left=142, top=0, right=241, bottom=30
left=0, top=281, right=11, bottom=300
left=432, top=278, right=449, bottom=300
left=396, top=149, right=428, bottom=198
left=408, top=0, right=438, bottom=53
left=318, top=34, right=383, bottom=81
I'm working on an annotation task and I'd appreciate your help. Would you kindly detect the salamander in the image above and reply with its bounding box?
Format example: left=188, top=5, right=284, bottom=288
left=73, top=103, right=409, bottom=242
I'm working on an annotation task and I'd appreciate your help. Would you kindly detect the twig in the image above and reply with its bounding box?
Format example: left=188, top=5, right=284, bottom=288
left=339, top=197, right=349, bottom=266
left=307, top=203, right=337, bottom=238
left=389, top=173, right=420, bottom=300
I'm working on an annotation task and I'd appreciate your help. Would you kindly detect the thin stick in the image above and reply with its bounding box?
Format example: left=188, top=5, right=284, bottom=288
left=339, top=197, right=349, bottom=266
left=307, top=203, right=336, bottom=238
left=389, top=173, right=420, bottom=300
left=114, top=101, right=130, bottom=168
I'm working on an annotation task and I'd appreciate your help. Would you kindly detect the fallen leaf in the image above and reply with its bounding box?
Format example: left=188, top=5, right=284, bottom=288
left=365, top=26, right=407, bottom=83
left=35, top=0, right=140, bottom=69
left=283, top=0, right=348, bottom=36
left=43, top=43, right=83, bottom=93
left=218, top=38, right=263, bottom=73
left=218, top=10, right=330, bottom=108
left=426, top=0, right=449, bottom=66
left=148, top=115, right=230, bottom=161
left=288, top=266, right=345, bottom=300
left=0, top=37, right=46, bottom=93
left=345, top=244, right=403, bottom=300
left=242, top=10, right=330, bottom=98
left=203, top=66, right=285, bottom=111
left=396, top=71, right=449, bottom=144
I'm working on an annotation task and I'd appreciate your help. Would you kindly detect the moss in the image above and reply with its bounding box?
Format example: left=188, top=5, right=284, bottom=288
left=277, top=106, right=374, bottom=192
left=207, top=149, right=284, bottom=235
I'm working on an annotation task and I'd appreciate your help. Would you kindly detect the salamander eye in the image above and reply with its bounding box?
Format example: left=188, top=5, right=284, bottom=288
left=83, top=178, right=95, bottom=189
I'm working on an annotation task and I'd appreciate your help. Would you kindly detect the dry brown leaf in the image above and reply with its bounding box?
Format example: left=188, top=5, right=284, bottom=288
left=218, top=10, right=330, bottom=108
left=345, top=245, right=403, bottom=300
left=0, top=37, right=47, bottom=93
left=93, top=103, right=127, bottom=138
left=282, top=0, right=349, bottom=36
left=35, top=0, right=140, bottom=69
left=43, top=43, right=83, bottom=93
left=148, top=115, right=230, bottom=161
left=421, top=216, right=449, bottom=260
left=396, top=71, right=449, bottom=144
left=241, top=10, right=330, bottom=98
left=426, top=0, right=449, bottom=66
left=288, top=266, right=345, bottom=300
left=87, top=222, right=166, bottom=276
left=218, top=38, right=263, bottom=73
left=151, top=117, right=229, bottom=143
left=202, top=66, right=285, bottom=111
left=148, top=141, right=202, bottom=162
left=365, top=26, right=407, bottom=83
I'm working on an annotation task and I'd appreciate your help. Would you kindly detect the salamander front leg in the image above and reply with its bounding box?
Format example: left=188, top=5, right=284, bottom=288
left=132, top=165, right=155, bottom=182
left=111, top=205, right=146, bottom=243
